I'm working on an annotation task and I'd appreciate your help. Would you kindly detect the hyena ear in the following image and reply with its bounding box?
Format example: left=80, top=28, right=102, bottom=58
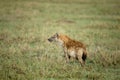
left=56, top=33, right=59, bottom=37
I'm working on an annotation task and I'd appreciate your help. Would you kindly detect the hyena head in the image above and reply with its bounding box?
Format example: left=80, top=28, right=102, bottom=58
left=48, top=33, right=64, bottom=46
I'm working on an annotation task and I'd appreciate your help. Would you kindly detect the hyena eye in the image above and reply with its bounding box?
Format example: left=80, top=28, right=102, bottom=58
left=52, top=36, right=55, bottom=38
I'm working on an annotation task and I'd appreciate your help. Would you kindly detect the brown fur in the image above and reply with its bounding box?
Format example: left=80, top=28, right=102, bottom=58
left=48, top=33, right=87, bottom=66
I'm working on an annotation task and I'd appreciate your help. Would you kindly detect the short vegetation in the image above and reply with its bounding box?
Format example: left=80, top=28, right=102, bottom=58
left=0, top=0, right=120, bottom=80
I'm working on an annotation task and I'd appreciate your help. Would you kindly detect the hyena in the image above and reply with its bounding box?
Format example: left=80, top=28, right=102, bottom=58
left=48, top=33, right=87, bottom=66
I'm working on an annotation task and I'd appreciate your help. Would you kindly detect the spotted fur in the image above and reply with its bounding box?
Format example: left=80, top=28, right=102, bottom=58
left=48, top=33, right=87, bottom=66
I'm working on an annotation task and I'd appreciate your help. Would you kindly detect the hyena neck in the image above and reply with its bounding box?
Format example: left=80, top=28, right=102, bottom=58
left=58, top=34, right=72, bottom=48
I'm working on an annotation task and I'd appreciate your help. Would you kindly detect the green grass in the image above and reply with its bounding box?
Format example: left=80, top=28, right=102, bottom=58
left=0, top=0, right=120, bottom=80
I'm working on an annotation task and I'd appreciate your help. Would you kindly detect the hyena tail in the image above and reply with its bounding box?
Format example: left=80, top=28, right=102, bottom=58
left=82, top=50, right=87, bottom=61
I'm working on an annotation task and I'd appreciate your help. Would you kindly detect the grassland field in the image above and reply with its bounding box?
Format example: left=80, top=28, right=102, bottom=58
left=0, top=0, right=120, bottom=80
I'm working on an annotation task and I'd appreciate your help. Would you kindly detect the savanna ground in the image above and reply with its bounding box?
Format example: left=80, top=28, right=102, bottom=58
left=0, top=0, right=120, bottom=80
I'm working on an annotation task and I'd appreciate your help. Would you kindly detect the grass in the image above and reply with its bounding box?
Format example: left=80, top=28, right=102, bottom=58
left=0, top=0, right=120, bottom=80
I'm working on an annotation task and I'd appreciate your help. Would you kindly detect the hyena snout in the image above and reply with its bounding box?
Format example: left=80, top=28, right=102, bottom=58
left=48, top=38, right=53, bottom=42
left=48, top=37, right=56, bottom=42
left=48, top=33, right=59, bottom=42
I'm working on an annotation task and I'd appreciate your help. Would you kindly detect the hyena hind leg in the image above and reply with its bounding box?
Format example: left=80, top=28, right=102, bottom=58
left=77, top=56, right=85, bottom=67
left=77, top=49, right=85, bottom=66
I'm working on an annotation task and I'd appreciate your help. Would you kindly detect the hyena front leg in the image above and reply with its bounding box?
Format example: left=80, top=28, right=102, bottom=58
left=65, top=53, right=70, bottom=63
left=64, top=50, right=69, bottom=63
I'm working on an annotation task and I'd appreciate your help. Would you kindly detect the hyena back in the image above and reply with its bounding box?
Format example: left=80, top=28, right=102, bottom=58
left=48, top=33, right=87, bottom=66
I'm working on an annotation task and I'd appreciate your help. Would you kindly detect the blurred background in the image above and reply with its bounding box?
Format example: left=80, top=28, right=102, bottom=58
left=0, top=0, right=120, bottom=80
